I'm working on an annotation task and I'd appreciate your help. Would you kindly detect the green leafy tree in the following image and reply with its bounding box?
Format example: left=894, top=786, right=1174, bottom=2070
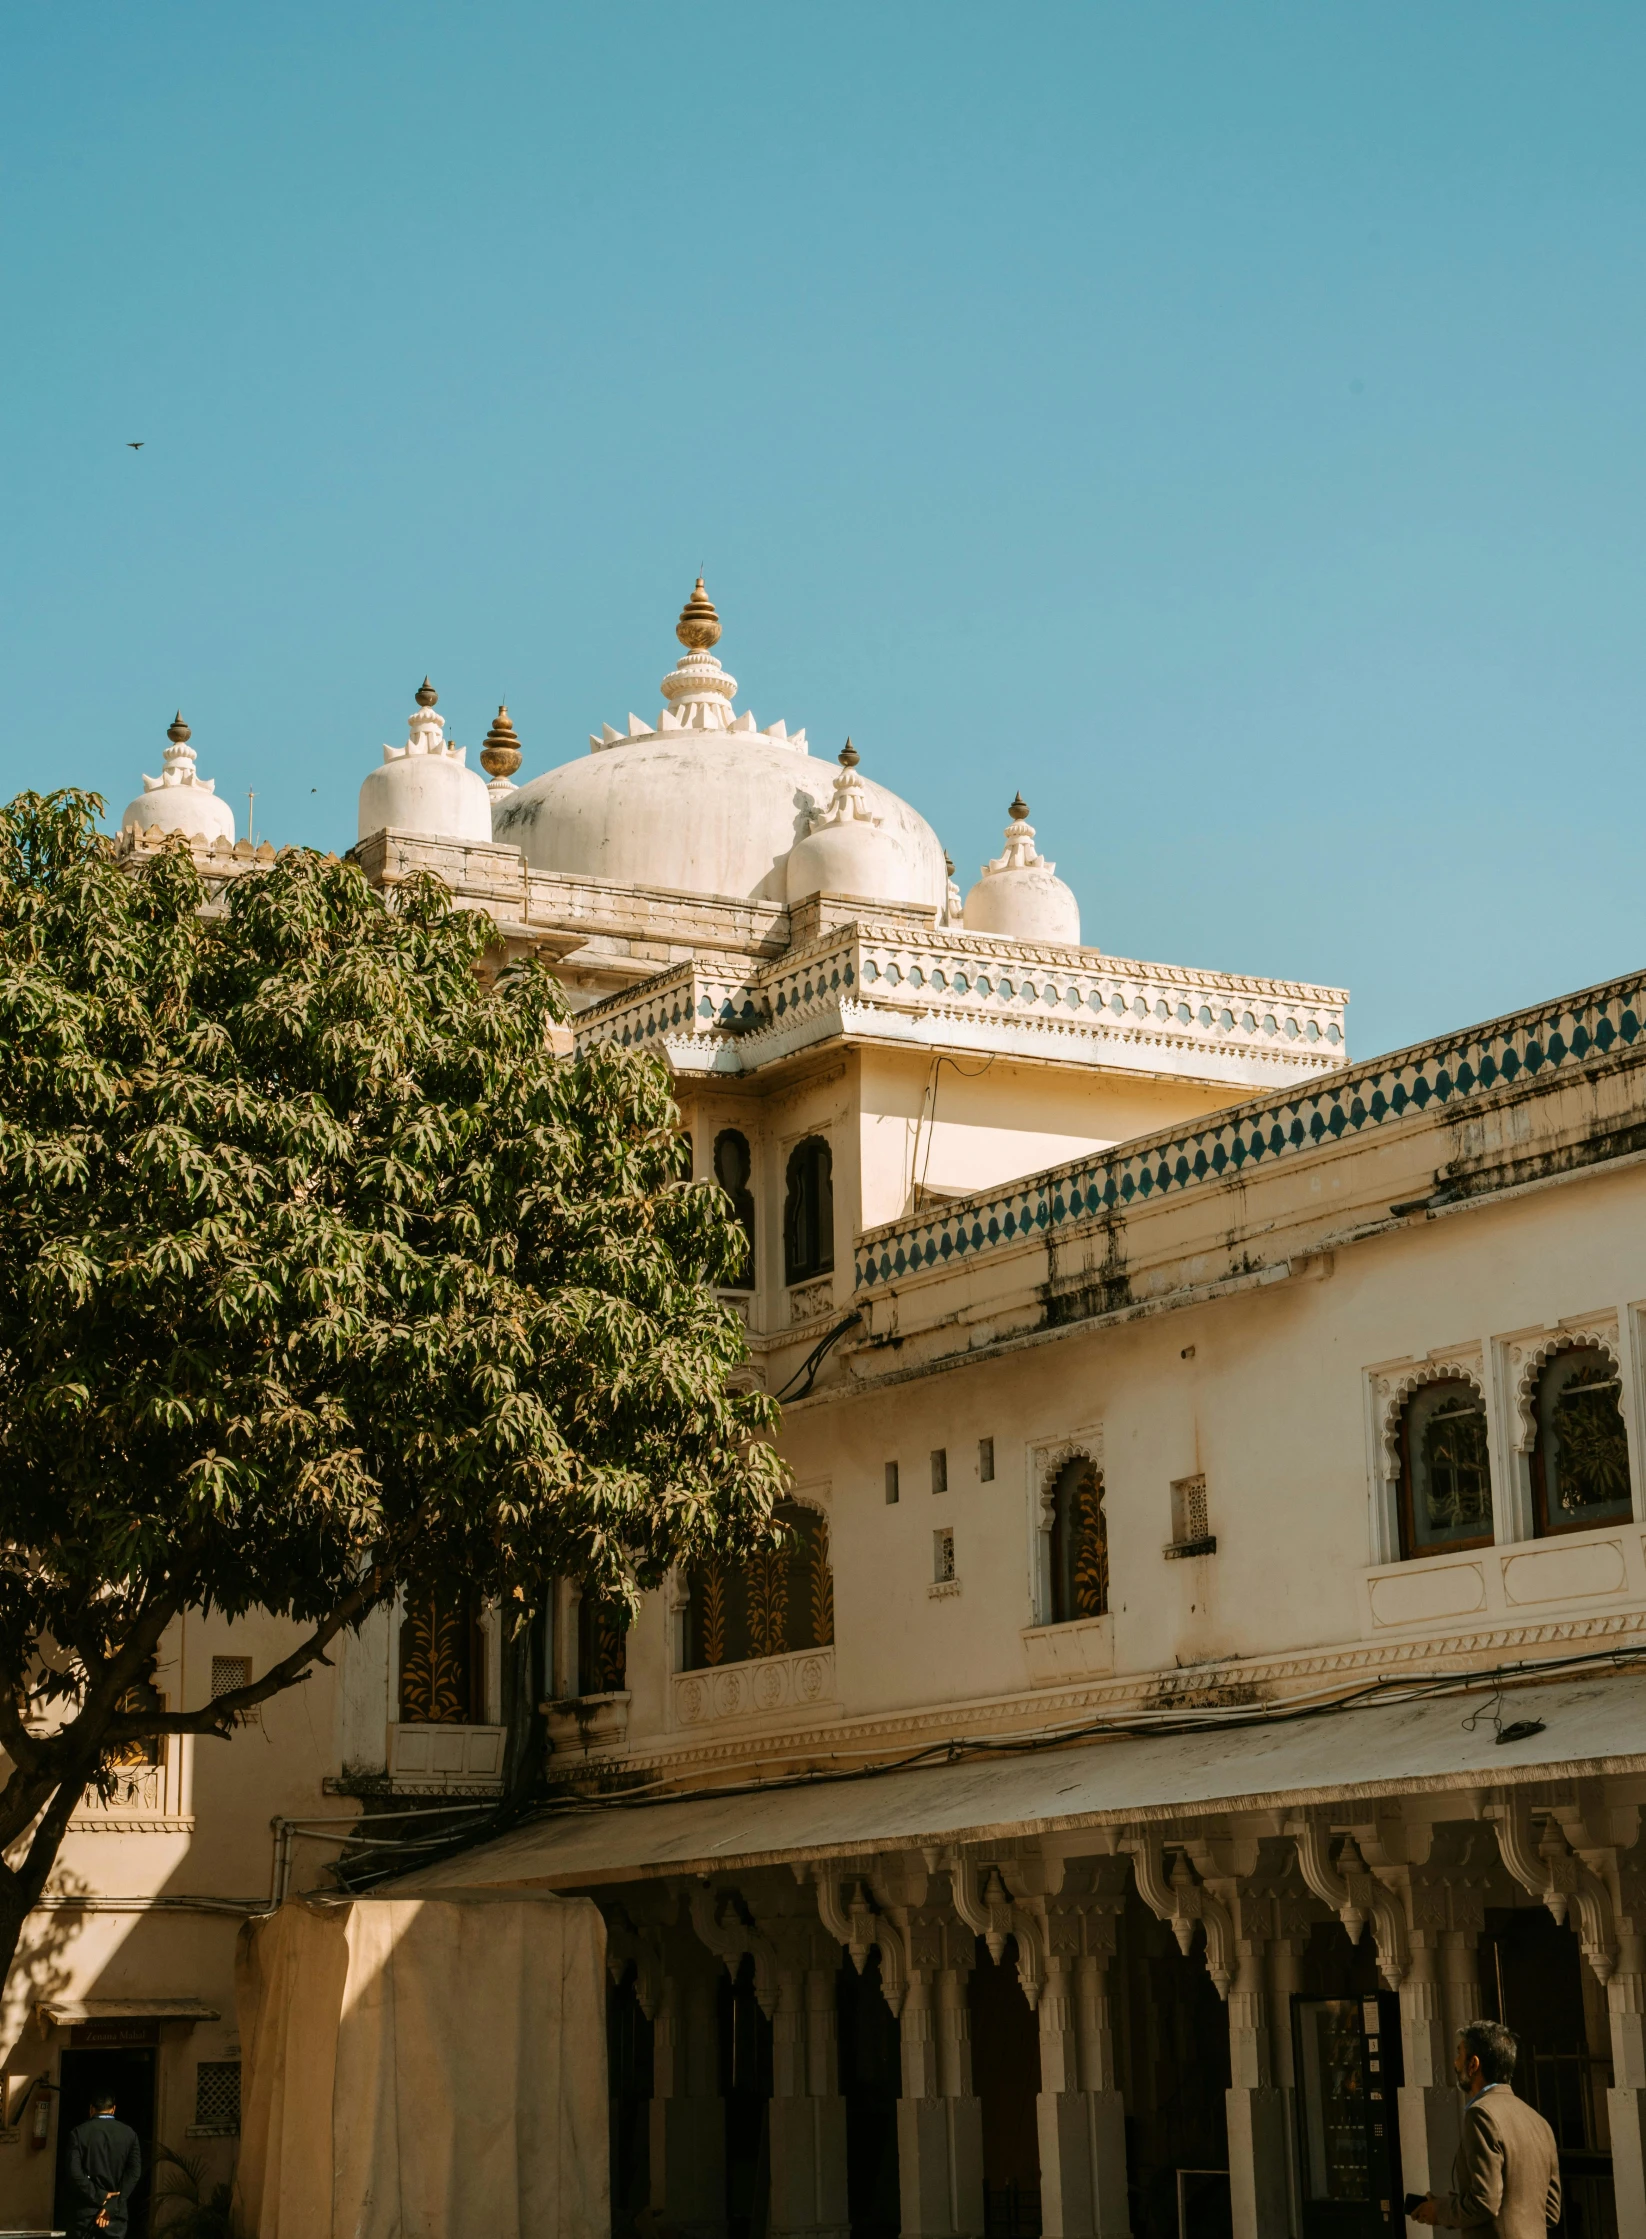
left=0, top=792, right=785, bottom=1989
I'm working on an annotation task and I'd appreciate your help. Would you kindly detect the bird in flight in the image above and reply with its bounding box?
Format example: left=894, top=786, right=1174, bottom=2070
left=128, top=441, right=144, bottom=450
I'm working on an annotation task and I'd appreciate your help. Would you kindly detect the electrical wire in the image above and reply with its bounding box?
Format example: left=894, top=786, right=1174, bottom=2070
left=489, top=1635, right=1646, bottom=1828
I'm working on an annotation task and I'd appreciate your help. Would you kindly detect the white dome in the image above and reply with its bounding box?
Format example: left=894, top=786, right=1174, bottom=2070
left=122, top=715, right=235, bottom=845
left=493, top=590, right=946, bottom=910
left=783, top=744, right=932, bottom=908
left=359, top=681, right=493, bottom=847
left=963, top=795, right=1082, bottom=946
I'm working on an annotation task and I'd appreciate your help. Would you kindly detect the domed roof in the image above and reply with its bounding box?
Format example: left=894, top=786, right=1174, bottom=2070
left=493, top=583, right=947, bottom=910
left=122, top=713, right=236, bottom=845
left=358, top=679, right=492, bottom=847
left=785, top=742, right=931, bottom=908
left=963, top=794, right=1082, bottom=946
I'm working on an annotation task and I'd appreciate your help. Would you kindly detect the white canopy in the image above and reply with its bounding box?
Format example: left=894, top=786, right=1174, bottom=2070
left=397, top=1669, right=1646, bottom=1892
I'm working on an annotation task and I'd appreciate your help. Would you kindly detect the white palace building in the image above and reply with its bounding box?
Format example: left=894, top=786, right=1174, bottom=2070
left=6, top=583, right=1646, bottom=2239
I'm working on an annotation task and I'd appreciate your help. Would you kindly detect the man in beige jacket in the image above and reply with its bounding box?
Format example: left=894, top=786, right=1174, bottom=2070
left=1413, top=2019, right=1561, bottom=2235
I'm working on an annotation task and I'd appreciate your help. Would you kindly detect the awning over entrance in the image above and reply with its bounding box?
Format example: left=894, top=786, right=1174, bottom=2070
left=35, top=1998, right=221, bottom=2025
left=398, top=1667, right=1646, bottom=1892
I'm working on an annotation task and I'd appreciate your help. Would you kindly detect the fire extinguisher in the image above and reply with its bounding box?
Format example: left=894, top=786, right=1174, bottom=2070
left=28, top=2076, right=55, bottom=2148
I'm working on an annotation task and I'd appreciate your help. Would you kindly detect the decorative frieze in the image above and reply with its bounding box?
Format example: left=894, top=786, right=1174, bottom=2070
left=672, top=1644, right=837, bottom=1731
left=857, top=967, right=1646, bottom=1293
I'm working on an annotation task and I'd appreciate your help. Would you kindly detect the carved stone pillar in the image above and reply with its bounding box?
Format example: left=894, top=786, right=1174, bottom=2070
left=995, top=1855, right=1132, bottom=2239
left=812, top=1859, right=982, bottom=2239
left=1266, top=1935, right=1307, bottom=2238
left=766, top=1923, right=850, bottom=2239
left=893, top=1917, right=984, bottom=2239
left=1606, top=1933, right=1646, bottom=2239
left=650, top=1927, right=728, bottom=2239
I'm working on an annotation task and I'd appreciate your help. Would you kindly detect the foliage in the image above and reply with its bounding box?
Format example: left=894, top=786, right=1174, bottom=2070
left=150, top=2144, right=239, bottom=2239
left=0, top=792, right=786, bottom=1975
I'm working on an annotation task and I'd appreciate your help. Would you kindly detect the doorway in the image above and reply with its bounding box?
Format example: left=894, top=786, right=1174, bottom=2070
left=53, top=2045, right=157, bottom=2239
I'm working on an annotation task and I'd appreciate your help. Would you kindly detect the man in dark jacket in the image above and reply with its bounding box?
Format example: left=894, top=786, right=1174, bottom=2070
left=65, top=2090, right=143, bottom=2237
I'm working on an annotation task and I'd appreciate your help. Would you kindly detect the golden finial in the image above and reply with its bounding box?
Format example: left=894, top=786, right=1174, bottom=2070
left=676, top=576, right=722, bottom=652
left=839, top=738, right=859, bottom=769
left=415, top=677, right=438, bottom=709
left=480, top=704, right=522, bottom=780
left=166, top=711, right=191, bottom=745
left=1009, top=791, right=1029, bottom=822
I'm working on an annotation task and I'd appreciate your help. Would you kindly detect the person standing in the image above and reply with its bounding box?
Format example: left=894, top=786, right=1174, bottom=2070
left=65, top=2089, right=143, bottom=2238
left=1413, top=2019, right=1561, bottom=2235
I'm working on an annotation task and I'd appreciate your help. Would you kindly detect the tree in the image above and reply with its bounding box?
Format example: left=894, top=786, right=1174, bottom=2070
left=0, top=791, right=786, bottom=1990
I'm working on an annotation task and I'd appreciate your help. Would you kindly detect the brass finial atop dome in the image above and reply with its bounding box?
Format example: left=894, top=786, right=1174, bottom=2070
left=675, top=577, right=722, bottom=652
left=480, top=704, right=522, bottom=780
left=167, top=711, right=191, bottom=745
left=415, top=677, right=438, bottom=709
left=839, top=738, right=860, bottom=769
left=1009, top=791, right=1029, bottom=822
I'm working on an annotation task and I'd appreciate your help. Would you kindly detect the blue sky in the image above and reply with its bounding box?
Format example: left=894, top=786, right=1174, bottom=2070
left=3, top=3, right=1642, bottom=1060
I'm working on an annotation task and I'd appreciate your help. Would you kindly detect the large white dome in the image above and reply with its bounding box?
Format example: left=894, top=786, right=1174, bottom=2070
left=493, top=585, right=947, bottom=911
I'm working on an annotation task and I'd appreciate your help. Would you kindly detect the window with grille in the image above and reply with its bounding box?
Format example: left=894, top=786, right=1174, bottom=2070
left=1531, top=1344, right=1633, bottom=1536
left=194, top=2061, right=240, bottom=2132
left=683, top=1502, right=834, bottom=1670
left=1048, top=1458, right=1107, bottom=1621
left=933, top=1528, right=955, bottom=1584
left=978, top=1437, right=995, bottom=1483
left=1398, top=1381, right=1493, bottom=1557
left=1165, top=1474, right=1215, bottom=1557
left=210, top=1656, right=251, bottom=1698
left=930, top=1448, right=948, bottom=1494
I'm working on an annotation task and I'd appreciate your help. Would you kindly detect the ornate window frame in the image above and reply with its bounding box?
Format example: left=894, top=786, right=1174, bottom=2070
left=1366, top=1350, right=1490, bottom=1564
left=389, top=1587, right=502, bottom=1725
left=674, top=1478, right=834, bottom=1675
left=1027, top=1427, right=1104, bottom=1626
left=1497, top=1312, right=1642, bottom=1537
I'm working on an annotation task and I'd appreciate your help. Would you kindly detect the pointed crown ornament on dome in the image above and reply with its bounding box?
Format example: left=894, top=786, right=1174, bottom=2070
left=806, top=738, right=882, bottom=832
left=383, top=677, right=470, bottom=767
left=983, top=792, right=1051, bottom=878
left=480, top=705, right=522, bottom=781
left=141, top=712, right=218, bottom=799
left=585, top=578, right=807, bottom=752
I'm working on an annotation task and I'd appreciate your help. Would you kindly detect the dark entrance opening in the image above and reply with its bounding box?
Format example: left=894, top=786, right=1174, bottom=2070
left=971, top=1936, right=1042, bottom=2236
left=720, top=1953, right=773, bottom=2239
left=1113, top=1886, right=1231, bottom=2239
left=839, top=1947, right=900, bottom=2239
left=53, top=2045, right=157, bottom=2239
left=608, top=1964, right=653, bottom=2238
left=1482, top=1901, right=1617, bottom=2239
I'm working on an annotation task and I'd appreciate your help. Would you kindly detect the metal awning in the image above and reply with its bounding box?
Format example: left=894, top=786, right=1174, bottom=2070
left=36, top=1998, right=220, bottom=2025
left=398, top=1669, right=1646, bottom=1892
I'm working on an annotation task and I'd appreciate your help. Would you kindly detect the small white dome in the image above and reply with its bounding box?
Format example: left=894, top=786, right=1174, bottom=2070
left=358, top=680, right=493, bottom=847
left=963, top=794, right=1082, bottom=946
left=784, top=743, right=931, bottom=908
left=121, top=714, right=236, bottom=845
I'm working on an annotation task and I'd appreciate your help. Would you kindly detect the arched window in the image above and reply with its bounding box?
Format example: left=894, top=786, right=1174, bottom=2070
left=684, top=1501, right=834, bottom=1670
left=714, top=1128, right=756, bottom=1290
left=1531, top=1345, right=1632, bottom=1536
left=784, top=1137, right=834, bottom=1285
left=1398, top=1380, right=1493, bottom=1557
left=1049, top=1456, right=1108, bottom=1623
left=399, top=1589, right=487, bottom=1723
